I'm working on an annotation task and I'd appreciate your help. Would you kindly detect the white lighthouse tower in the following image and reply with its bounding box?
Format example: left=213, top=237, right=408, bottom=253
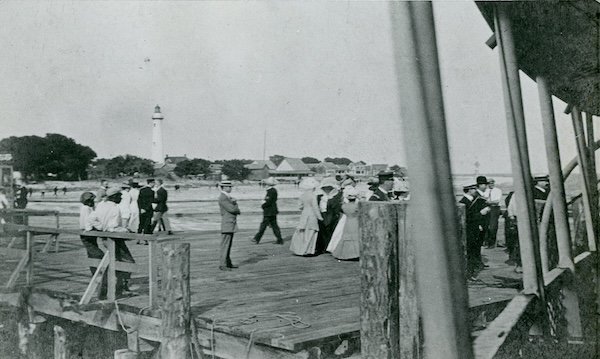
left=151, top=105, right=165, bottom=164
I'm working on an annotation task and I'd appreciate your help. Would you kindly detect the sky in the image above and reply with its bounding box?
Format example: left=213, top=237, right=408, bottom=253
left=0, top=1, right=584, bottom=174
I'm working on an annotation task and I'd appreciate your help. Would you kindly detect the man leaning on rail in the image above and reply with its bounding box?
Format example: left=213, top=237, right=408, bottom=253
left=86, top=187, right=137, bottom=297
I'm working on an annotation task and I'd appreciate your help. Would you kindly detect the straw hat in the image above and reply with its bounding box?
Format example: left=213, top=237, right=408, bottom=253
left=219, top=180, right=233, bottom=187
left=106, top=187, right=122, bottom=197
left=320, top=177, right=339, bottom=189
left=299, top=178, right=319, bottom=190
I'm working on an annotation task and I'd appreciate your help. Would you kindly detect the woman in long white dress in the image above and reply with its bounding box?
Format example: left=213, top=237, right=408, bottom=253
left=128, top=182, right=140, bottom=233
left=327, top=186, right=357, bottom=253
left=289, top=178, right=323, bottom=256
left=331, top=190, right=360, bottom=260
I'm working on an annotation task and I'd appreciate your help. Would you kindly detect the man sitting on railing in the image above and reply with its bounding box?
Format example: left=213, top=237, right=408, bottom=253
left=87, top=187, right=136, bottom=297
left=80, top=191, right=108, bottom=299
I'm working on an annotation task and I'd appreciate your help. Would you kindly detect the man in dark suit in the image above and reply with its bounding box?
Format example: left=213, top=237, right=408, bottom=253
left=150, top=179, right=173, bottom=234
left=218, top=180, right=241, bottom=271
left=137, top=178, right=155, bottom=237
left=533, top=175, right=550, bottom=200
left=252, top=177, right=283, bottom=244
left=459, top=184, right=483, bottom=278
left=316, top=177, right=343, bottom=254
left=369, top=171, right=394, bottom=201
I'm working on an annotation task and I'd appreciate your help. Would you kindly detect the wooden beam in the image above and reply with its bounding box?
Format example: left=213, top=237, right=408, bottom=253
left=160, top=243, right=191, bottom=359
left=107, top=239, right=117, bottom=301
left=358, top=202, right=400, bottom=359
left=6, top=250, right=29, bottom=289
left=485, top=34, right=497, bottom=49
left=389, top=2, right=472, bottom=358
left=571, top=109, right=597, bottom=251
left=79, top=252, right=110, bottom=305
left=148, top=240, right=159, bottom=307
left=537, top=76, right=574, bottom=271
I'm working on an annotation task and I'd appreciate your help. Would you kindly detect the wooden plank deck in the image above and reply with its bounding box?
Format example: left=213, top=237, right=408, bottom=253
left=0, top=217, right=520, bottom=354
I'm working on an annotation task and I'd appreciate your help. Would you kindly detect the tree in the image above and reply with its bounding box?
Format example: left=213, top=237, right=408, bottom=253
left=324, top=157, right=352, bottom=166
left=174, top=158, right=211, bottom=177
left=301, top=157, right=320, bottom=164
left=269, top=155, right=286, bottom=166
left=220, top=159, right=252, bottom=181
left=0, top=134, right=97, bottom=180
left=93, top=155, right=154, bottom=178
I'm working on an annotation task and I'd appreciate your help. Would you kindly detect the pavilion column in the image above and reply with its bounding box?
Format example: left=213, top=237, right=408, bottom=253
left=536, top=76, right=574, bottom=270
left=571, top=109, right=597, bottom=251
left=389, top=3, right=473, bottom=359
left=494, top=5, right=546, bottom=300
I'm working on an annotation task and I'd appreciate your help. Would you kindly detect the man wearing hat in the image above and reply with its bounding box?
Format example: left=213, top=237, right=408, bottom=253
left=369, top=171, right=394, bottom=201
left=474, top=176, right=491, bottom=269
left=218, top=180, right=241, bottom=270
left=137, top=179, right=155, bottom=237
left=485, top=178, right=503, bottom=248
left=252, top=177, right=283, bottom=245
left=86, top=187, right=136, bottom=297
left=459, top=184, right=483, bottom=279
left=150, top=179, right=173, bottom=235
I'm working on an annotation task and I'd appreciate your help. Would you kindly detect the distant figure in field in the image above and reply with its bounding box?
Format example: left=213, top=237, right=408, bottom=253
left=150, top=179, right=173, bottom=235
left=290, top=178, right=322, bottom=256
left=53, top=187, right=58, bottom=196
left=62, top=187, right=67, bottom=195
left=252, top=177, right=283, bottom=245
left=137, top=179, right=155, bottom=239
left=15, top=186, right=28, bottom=210
left=87, top=187, right=136, bottom=297
left=174, top=184, right=180, bottom=191
left=28, top=188, right=33, bottom=197
left=128, top=182, right=140, bottom=233
left=96, top=180, right=109, bottom=202
left=41, top=191, right=45, bottom=198
left=218, top=180, right=241, bottom=271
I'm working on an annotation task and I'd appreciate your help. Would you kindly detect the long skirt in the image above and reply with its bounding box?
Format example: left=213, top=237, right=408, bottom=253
left=289, top=228, right=318, bottom=256
left=326, top=215, right=347, bottom=252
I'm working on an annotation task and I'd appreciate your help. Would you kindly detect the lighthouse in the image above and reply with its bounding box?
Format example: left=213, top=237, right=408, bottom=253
left=151, top=105, right=165, bottom=164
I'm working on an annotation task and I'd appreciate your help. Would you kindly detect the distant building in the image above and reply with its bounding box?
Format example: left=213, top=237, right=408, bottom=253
left=164, top=155, right=189, bottom=166
left=245, top=160, right=277, bottom=180
left=366, top=164, right=389, bottom=176
left=348, top=161, right=367, bottom=176
left=336, top=164, right=349, bottom=175
left=154, top=154, right=189, bottom=176
left=313, top=162, right=339, bottom=176
left=271, top=158, right=314, bottom=178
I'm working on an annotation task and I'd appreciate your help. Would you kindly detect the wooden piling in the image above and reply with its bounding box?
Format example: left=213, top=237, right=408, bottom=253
left=358, top=201, right=400, bottom=359
left=160, top=243, right=191, bottom=359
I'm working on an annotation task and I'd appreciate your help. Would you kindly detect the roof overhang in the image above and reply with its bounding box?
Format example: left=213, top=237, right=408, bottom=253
left=477, top=1, right=600, bottom=115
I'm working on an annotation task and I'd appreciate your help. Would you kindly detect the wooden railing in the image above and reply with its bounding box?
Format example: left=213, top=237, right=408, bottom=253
left=0, top=222, right=179, bottom=307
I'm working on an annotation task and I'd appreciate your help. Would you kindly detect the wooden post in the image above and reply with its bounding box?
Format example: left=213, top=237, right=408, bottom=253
left=494, top=4, right=546, bottom=298
left=358, top=202, right=400, bottom=359
left=572, top=109, right=597, bottom=251
left=148, top=240, right=159, bottom=307
left=160, top=243, right=191, bottom=359
left=537, top=76, right=574, bottom=271
left=114, top=349, right=138, bottom=359
left=26, top=231, right=33, bottom=285
left=389, top=3, right=472, bottom=358
left=107, top=238, right=117, bottom=301
left=54, top=325, right=68, bottom=359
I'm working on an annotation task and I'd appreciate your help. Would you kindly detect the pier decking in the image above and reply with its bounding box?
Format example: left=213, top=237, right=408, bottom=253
left=0, top=215, right=519, bottom=358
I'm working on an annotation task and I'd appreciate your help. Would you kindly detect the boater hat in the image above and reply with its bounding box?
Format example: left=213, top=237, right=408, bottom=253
left=462, top=184, right=477, bottom=191
left=219, top=180, right=233, bottom=187
left=476, top=176, right=489, bottom=185
left=320, top=177, right=339, bottom=189
left=377, top=171, right=394, bottom=181
left=106, top=187, right=122, bottom=197
left=533, top=175, right=549, bottom=183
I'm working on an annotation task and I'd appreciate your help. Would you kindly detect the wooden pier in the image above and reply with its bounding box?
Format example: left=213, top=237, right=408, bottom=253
left=0, top=211, right=520, bottom=358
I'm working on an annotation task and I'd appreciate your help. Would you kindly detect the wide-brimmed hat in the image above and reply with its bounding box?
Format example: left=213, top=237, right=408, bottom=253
left=462, top=184, right=477, bottom=191
left=147, top=178, right=155, bottom=184
left=299, top=178, right=319, bottom=190
left=263, top=177, right=278, bottom=186
left=533, top=175, right=549, bottom=183
left=367, top=177, right=379, bottom=186
left=341, top=178, right=355, bottom=188
left=106, top=187, right=122, bottom=197
left=80, top=191, right=96, bottom=204
left=476, top=176, right=488, bottom=185
left=344, top=186, right=359, bottom=199
left=121, top=182, right=131, bottom=189
left=219, top=180, right=233, bottom=187
left=320, top=177, right=340, bottom=189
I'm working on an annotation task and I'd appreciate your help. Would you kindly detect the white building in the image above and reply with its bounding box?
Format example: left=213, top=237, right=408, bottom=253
left=152, top=105, right=164, bottom=164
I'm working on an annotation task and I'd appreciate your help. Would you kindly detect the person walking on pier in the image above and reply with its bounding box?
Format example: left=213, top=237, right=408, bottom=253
left=252, top=177, right=283, bottom=245
left=459, top=184, right=482, bottom=279
left=316, top=177, right=343, bottom=254
left=79, top=191, right=108, bottom=299
left=150, top=179, right=173, bottom=234
left=485, top=178, right=503, bottom=248
left=118, top=183, right=132, bottom=230
left=87, top=187, right=136, bottom=296
left=474, top=176, right=491, bottom=269
left=128, top=182, right=140, bottom=233
left=218, top=180, right=241, bottom=271
left=290, top=178, right=323, bottom=256
left=137, top=179, right=155, bottom=238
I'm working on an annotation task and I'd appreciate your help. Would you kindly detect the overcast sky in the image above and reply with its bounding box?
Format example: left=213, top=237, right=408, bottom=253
left=0, top=1, right=582, bottom=174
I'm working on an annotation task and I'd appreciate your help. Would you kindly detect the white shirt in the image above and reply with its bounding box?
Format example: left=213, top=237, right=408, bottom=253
left=477, top=188, right=490, bottom=199
left=79, top=205, right=94, bottom=230
left=118, top=190, right=132, bottom=218
left=87, top=200, right=126, bottom=232
left=0, top=193, right=8, bottom=209
left=489, top=187, right=503, bottom=204
left=507, top=195, right=518, bottom=217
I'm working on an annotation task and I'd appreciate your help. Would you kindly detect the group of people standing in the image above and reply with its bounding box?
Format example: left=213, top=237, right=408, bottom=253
left=460, top=174, right=550, bottom=279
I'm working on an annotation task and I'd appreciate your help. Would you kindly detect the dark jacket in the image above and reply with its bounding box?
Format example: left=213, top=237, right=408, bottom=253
left=369, top=188, right=389, bottom=201
left=533, top=186, right=549, bottom=201
left=261, top=187, right=279, bottom=216
left=138, top=186, right=155, bottom=211
left=154, top=187, right=168, bottom=213
left=317, top=191, right=343, bottom=227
